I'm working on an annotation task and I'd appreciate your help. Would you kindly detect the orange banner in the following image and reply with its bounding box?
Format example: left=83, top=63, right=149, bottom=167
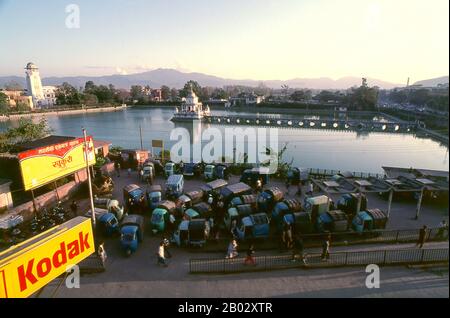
left=18, top=136, right=96, bottom=191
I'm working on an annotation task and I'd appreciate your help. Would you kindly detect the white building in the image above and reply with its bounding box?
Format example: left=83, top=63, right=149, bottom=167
left=42, top=86, right=57, bottom=107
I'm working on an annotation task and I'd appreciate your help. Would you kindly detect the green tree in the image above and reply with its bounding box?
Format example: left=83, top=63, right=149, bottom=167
left=0, top=92, right=9, bottom=114
left=0, top=117, right=52, bottom=152
left=84, top=80, right=96, bottom=92
left=161, top=85, right=171, bottom=101
left=180, top=80, right=202, bottom=99
left=290, top=90, right=312, bottom=101
left=170, top=88, right=179, bottom=101
left=55, top=82, right=81, bottom=105
left=130, top=85, right=144, bottom=100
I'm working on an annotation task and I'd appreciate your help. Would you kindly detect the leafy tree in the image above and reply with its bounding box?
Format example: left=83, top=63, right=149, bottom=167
left=0, top=118, right=52, bottom=152
left=84, top=81, right=95, bottom=92
left=55, top=82, right=81, bottom=105
left=0, top=92, right=9, bottom=113
left=180, top=80, right=203, bottom=99
left=82, top=93, right=99, bottom=105
left=170, top=88, right=179, bottom=101
left=130, top=85, right=144, bottom=100
left=211, top=88, right=228, bottom=99
left=161, top=85, right=171, bottom=101
left=290, top=90, right=312, bottom=101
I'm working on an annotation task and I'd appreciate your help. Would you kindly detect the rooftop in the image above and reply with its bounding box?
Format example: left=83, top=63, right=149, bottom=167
left=14, top=135, right=77, bottom=153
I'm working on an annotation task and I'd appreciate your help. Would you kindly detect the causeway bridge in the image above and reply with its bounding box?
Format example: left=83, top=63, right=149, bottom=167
left=203, top=115, right=418, bottom=133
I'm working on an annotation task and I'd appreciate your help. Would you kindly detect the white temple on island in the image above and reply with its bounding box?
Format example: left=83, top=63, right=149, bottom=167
left=171, top=86, right=210, bottom=122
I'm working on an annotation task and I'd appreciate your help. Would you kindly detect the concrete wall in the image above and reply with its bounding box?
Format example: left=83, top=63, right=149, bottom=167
left=0, top=170, right=88, bottom=222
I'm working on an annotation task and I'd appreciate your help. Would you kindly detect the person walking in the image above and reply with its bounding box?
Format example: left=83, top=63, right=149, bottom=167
left=321, top=234, right=331, bottom=261
left=244, top=244, right=256, bottom=265
left=97, top=242, right=107, bottom=267
left=226, top=239, right=239, bottom=259
left=296, top=182, right=302, bottom=197
left=157, top=241, right=168, bottom=267
left=292, top=235, right=306, bottom=264
left=416, top=225, right=428, bottom=248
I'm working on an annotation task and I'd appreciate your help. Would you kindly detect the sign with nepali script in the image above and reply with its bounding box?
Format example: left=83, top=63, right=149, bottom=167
left=0, top=217, right=95, bottom=298
left=18, top=136, right=96, bottom=191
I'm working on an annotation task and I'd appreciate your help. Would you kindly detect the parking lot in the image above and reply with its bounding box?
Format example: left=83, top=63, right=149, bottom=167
left=39, top=170, right=449, bottom=298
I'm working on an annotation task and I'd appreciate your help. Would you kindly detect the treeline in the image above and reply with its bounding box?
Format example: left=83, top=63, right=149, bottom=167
left=383, top=87, right=449, bottom=112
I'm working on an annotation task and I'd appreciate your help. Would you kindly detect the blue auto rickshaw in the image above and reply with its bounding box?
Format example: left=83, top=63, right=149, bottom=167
left=184, top=208, right=200, bottom=221
left=188, top=219, right=210, bottom=247
left=220, top=182, right=252, bottom=206
left=258, top=186, right=284, bottom=213
left=120, top=214, right=145, bottom=256
left=283, top=212, right=314, bottom=235
left=272, top=199, right=302, bottom=231
left=165, top=174, right=184, bottom=199
left=337, top=193, right=368, bottom=217
left=147, top=185, right=163, bottom=210
left=317, top=210, right=348, bottom=233
left=352, top=208, right=388, bottom=233
left=236, top=213, right=270, bottom=240
left=151, top=200, right=176, bottom=233
left=204, top=164, right=216, bottom=180
left=123, top=184, right=146, bottom=214
left=224, top=204, right=254, bottom=229
left=165, top=162, right=176, bottom=178
left=173, top=220, right=190, bottom=246
left=85, top=208, right=119, bottom=236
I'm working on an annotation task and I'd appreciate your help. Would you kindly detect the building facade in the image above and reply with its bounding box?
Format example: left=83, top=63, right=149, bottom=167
left=25, top=62, right=45, bottom=107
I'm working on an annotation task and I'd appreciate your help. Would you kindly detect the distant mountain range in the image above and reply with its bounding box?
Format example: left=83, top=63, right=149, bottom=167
left=413, top=76, right=449, bottom=87
left=0, top=68, right=446, bottom=90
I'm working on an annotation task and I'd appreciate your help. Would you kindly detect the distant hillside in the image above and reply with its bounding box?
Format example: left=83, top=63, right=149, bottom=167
left=414, top=76, right=449, bottom=87
left=0, top=68, right=402, bottom=90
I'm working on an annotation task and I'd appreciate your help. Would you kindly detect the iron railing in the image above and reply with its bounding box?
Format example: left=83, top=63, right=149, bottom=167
left=189, top=248, right=449, bottom=274
left=192, top=227, right=448, bottom=253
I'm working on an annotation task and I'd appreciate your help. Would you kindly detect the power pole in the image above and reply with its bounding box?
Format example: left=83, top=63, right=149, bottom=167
left=82, top=128, right=96, bottom=228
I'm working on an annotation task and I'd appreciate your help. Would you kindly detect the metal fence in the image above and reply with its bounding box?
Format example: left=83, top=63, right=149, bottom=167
left=193, top=227, right=448, bottom=253
left=189, top=248, right=449, bottom=274
left=307, top=168, right=385, bottom=179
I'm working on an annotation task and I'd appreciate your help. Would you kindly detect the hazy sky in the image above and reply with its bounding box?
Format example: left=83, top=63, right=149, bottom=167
left=0, top=0, right=448, bottom=83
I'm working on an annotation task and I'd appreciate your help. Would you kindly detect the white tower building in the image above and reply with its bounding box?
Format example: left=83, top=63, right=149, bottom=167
left=25, top=62, right=45, bottom=107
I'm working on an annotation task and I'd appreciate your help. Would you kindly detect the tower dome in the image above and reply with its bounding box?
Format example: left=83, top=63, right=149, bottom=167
left=25, top=62, right=38, bottom=70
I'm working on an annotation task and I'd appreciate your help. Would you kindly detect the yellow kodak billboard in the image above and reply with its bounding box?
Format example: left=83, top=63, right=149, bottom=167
left=18, top=136, right=96, bottom=191
left=0, top=217, right=95, bottom=298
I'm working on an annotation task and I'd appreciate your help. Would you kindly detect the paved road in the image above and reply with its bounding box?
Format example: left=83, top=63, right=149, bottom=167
left=39, top=170, right=448, bottom=298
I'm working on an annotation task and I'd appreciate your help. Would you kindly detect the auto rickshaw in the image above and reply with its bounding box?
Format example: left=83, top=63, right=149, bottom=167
left=123, top=184, right=146, bottom=214
left=192, top=202, right=212, bottom=219
left=200, top=179, right=229, bottom=200
left=165, top=162, right=176, bottom=178
left=183, top=163, right=202, bottom=178
left=120, top=214, right=145, bottom=256
left=183, top=208, right=200, bottom=220
left=337, top=193, right=368, bottom=217
left=304, top=195, right=331, bottom=223
left=287, top=167, right=309, bottom=185
left=185, top=190, right=204, bottom=205
left=283, top=212, right=314, bottom=235
left=352, top=208, right=388, bottom=233
left=187, top=219, right=210, bottom=247
left=94, top=197, right=125, bottom=220
left=272, top=199, right=302, bottom=231
left=229, top=194, right=258, bottom=210
left=224, top=204, right=254, bottom=229
left=258, top=186, right=284, bottom=213
left=173, top=220, right=190, bottom=246
left=220, top=182, right=252, bottom=205
left=204, top=164, right=216, bottom=180
left=146, top=185, right=163, bottom=210
left=214, top=164, right=229, bottom=180
left=166, top=174, right=184, bottom=199
left=317, top=210, right=348, bottom=233
left=240, top=167, right=270, bottom=188
left=85, top=208, right=119, bottom=236
left=140, top=163, right=154, bottom=184
left=236, top=213, right=270, bottom=240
